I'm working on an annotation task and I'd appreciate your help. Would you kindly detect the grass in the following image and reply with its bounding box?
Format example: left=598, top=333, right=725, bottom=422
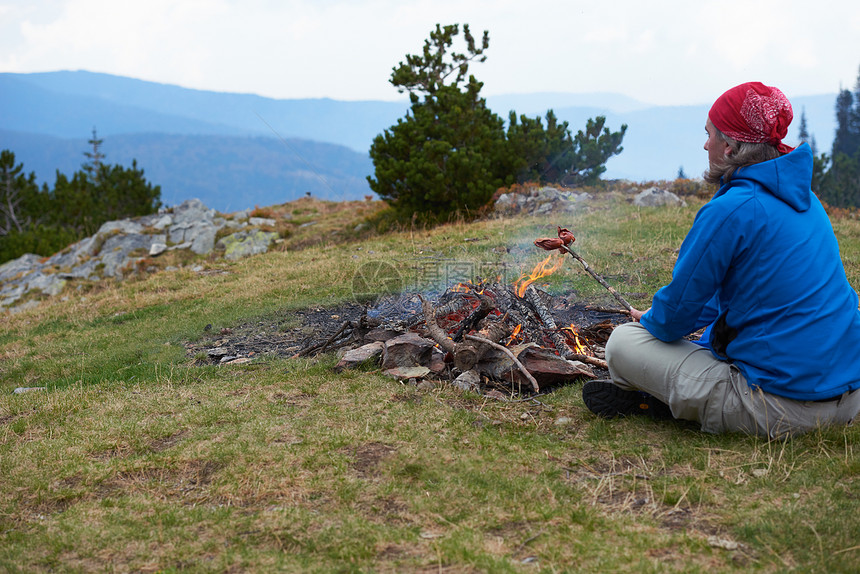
left=1, top=191, right=859, bottom=572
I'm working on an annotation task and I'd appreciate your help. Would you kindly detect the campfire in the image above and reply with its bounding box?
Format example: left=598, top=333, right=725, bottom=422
left=330, top=227, right=631, bottom=395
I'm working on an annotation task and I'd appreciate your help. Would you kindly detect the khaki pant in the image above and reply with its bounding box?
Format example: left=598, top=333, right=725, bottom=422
left=605, top=322, right=860, bottom=438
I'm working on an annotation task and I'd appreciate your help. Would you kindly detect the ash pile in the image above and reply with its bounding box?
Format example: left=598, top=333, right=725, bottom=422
left=318, top=279, right=627, bottom=396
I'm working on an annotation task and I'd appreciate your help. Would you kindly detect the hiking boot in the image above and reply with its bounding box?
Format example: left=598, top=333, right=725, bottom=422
left=582, top=380, right=674, bottom=420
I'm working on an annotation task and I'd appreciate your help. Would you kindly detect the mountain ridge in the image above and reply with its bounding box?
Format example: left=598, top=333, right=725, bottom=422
left=0, top=70, right=840, bottom=211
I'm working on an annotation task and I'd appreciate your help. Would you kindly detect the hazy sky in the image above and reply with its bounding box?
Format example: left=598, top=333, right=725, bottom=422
left=2, top=0, right=859, bottom=105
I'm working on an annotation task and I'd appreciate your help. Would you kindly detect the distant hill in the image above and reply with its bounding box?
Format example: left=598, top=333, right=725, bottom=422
left=1, top=71, right=409, bottom=150
left=0, top=70, right=841, bottom=210
left=0, top=129, right=373, bottom=212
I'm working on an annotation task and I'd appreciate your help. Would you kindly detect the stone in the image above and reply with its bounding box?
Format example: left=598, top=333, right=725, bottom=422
left=0, top=253, right=43, bottom=282
left=537, top=186, right=563, bottom=200
left=484, top=389, right=509, bottom=401
left=150, top=243, right=168, bottom=256
left=381, top=332, right=436, bottom=370
left=249, top=217, right=277, bottom=227
left=217, top=230, right=280, bottom=260
left=148, top=214, right=174, bottom=230
left=207, top=347, right=230, bottom=359
left=26, top=272, right=66, bottom=296
left=190, top=226, right=219, bottom=255
left=97, top=220, right=145, bottom=235
left=416, top=380, right=436, bottom=391
left=12, top=387, right=46, bottom=394
left=707, top=536, right=740, bottom=551
left=0, top=198, right=293, bottom=311
left=383, top=366, right=431, bottom=380
left=363, top=328, right=404, bottom=343
left=452, top=370, right=481, bottom=392
left=335, top=341, right=385, bottom=371
left=428, top=348, right=446, bottom=374
left=633, top=187, right=686, bottom=207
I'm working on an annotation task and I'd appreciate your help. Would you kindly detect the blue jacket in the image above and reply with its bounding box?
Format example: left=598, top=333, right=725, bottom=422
left=640, top=143, right=860, bottom=400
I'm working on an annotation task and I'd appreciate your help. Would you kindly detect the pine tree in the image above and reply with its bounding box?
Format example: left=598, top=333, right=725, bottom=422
left=506, top=110, right=575, bottom=183
left=368, top=24, right=512, bottom=222
left=0, top=150, right=33, bottom=236
left=832, top=89, right=856, bottom=158
left=566, top=116, right=627, bottom=186
left=83, top=127, right=106, bottom=181
left=798, top=107, right=810, bottom=145
left=369, top=23, right=627, bottom=222
left=0, top=136, right=162, bottom=263
left=819, top=65, right=860, bottom=207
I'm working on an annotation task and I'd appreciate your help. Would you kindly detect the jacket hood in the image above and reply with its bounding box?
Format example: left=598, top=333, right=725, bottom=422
left=725, top=142, right=814, bottom=212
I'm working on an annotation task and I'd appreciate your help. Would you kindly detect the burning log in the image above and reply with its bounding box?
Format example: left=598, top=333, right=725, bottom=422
left=451, top=294, right=495, bottom=341
left=524, top=285, right=576, bottom=360
left=421, top=294, right=539, bottom=390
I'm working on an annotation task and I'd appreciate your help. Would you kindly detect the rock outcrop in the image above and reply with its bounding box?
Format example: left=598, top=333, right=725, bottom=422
left=0, top=199, right=281, bottom=312
left=632, top=187, right=686, bottom=207
left=494, top=186, right=593, bottom=216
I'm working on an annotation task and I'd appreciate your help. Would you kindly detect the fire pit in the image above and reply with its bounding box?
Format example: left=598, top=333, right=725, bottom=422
left=329, top=246, right=628, bottom=395
left=187, top=226, right=632, bottom=397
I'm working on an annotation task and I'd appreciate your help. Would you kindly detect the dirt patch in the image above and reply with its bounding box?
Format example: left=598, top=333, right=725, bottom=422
left=148, top=429, right=190, bottom=453
left=88, top=445, right=132, bottom=461
left=345, top=441, right=398, bottom=478
left=357, top=494, right=411, bottom=526
left=268, top=390, right=314, bottom=407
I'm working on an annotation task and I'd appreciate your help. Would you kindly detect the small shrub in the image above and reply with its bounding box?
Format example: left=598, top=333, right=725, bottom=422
left=250, top=206, right=274, bottom=219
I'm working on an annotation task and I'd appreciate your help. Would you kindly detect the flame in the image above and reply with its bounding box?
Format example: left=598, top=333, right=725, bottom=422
left=449, top=281, right=486, bottom=295
left=506, top=323, right=523, bottom=346
left=561, top=323, right=592, bottom=356
left=514, top=255, right=565, bottom=298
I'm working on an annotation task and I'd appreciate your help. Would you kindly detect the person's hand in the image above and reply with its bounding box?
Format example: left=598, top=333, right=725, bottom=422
left=629, top=307, right=649, bottom=322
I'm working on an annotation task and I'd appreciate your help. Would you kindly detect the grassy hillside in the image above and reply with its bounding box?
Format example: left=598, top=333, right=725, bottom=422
left=2, top=192, right=859, bottom=572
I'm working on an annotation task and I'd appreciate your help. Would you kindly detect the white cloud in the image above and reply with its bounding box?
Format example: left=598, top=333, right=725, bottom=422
left=1, top=0, right=859, bottom=103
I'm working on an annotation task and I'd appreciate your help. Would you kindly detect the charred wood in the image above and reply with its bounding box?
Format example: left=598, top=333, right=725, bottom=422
left=525, top=286, right=575, bottom=359
left=451, top=294, right=495, bottom=341
left=419, top=295, right=455, bottom=353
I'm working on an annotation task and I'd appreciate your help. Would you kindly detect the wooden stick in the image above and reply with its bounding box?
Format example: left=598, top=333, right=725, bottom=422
left=295, top=320, right=352, bottom=357
left=566, top=352, right=609, bottom=370
left=419, top=295, right=455, bottom=353
left=561, top=245, right=633, bottom=312
left=585, top=305, right=631, bottom=316
left=465, top=334, right=540, bottom=393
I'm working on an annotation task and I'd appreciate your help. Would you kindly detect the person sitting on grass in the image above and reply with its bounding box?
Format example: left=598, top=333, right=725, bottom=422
left=582, top=81, right=860, bottom=438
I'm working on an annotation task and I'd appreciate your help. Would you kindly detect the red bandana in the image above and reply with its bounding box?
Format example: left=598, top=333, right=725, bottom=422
left=709, top=82, right=795, bottom=154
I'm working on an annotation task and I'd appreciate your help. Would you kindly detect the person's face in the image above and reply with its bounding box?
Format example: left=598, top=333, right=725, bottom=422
left=704, top=119, right=731, bottom=170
